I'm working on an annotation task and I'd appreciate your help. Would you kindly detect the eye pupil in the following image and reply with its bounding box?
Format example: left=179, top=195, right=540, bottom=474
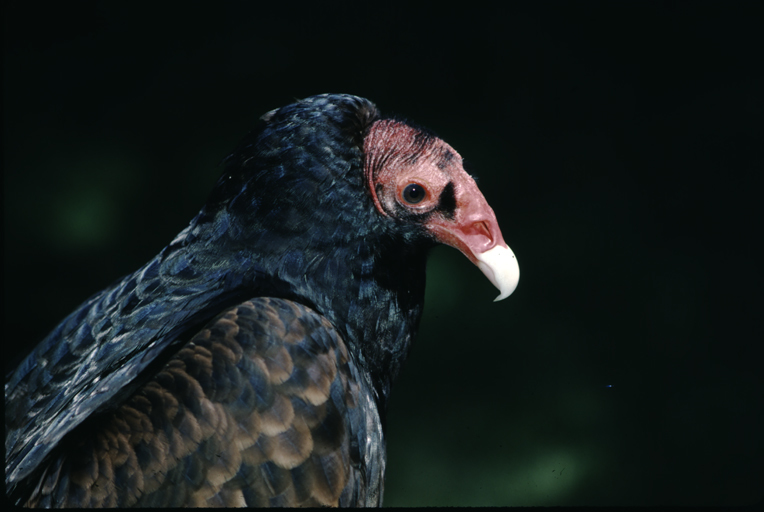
left=402, top=183, right=426, bottom=204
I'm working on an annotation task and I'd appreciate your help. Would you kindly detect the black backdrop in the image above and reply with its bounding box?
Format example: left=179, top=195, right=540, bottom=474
left=4, top=2, right=762, bottom=506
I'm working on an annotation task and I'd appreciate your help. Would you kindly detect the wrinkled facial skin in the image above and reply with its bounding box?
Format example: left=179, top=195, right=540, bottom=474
left=364, top=121, right=461, bottom=217
left=364, top=119, right=520, bottom=301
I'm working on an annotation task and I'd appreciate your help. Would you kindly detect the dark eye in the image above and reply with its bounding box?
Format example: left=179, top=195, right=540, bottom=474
left=401, top=183, right=426, bottom=204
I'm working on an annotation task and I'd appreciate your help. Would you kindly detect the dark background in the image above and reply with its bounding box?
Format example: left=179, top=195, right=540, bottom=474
left=3, top=1, right=762, bottom=506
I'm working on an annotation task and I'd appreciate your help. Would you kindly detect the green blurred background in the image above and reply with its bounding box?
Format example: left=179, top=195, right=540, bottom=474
left=3, top=1, right=762, bottom=506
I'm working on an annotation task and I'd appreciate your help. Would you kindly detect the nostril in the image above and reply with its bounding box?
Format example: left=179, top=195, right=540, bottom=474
left=464, top=220, right=488, bottom=236
left=477, top=220, right=491, bottom=241
left=468, top=220, right=493, bottom=243
left=461, top=219, right=496, bottom=252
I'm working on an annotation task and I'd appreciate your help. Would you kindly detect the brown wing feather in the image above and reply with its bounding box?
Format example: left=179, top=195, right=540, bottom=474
left=23, top=297, right=377, bottom=507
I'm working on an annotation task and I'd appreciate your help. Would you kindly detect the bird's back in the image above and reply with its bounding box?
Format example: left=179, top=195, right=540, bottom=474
left=17, top=297, right=384, bottom=507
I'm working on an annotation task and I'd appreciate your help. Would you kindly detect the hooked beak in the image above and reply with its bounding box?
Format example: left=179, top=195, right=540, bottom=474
left=427, top=180, right=519, bottom=301
left=474, top=243, right=520, bottom=301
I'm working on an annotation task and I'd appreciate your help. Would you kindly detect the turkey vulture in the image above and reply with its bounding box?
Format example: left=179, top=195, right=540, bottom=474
left=5, top=94, right=519, bottom=507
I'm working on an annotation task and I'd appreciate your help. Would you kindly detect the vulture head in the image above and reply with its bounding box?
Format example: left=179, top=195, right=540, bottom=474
left=363, top=117, right=519, bottom=301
